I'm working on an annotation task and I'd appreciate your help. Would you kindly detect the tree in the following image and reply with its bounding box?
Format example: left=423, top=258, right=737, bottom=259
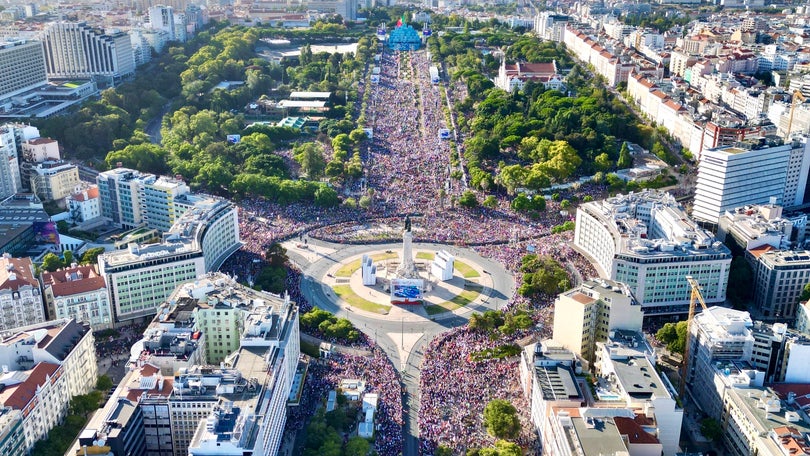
left=482, top=195, right=498, bottom=208
left=265, top=243, right=288, bottom=268
left=518, top=254, right=570, bottom=297
left=359, top=195, right=372, bottom=209
left=80, top=247, right=106, bottom=265
left=617, top=142, right=633, bottom=169
left=483, top=399, right=521, bottom=440
left=594, top=152, right=612, bottom=172
left=436, top=446, right=453, bottom=456
left=345, top=436, right=371, bottom=456
left=293, top=142, right=327, bottom=178
left=700, top=418, right=723, bottom=441
left=458, top=190, right=478, bottom=208
left=656, top=321, right=688, bottom=354
left=314, top=185, right=339, bottom=207
left=96, top=375, right=114, bottom=392
left=41, top=252, right=63, bottom=272
left=63, top=250, right=74, bottom=266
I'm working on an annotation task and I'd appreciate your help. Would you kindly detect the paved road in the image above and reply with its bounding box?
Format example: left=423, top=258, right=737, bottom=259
left=146, top=102, right=172, bottom=144
left=293, top=238, right=513, bottom=456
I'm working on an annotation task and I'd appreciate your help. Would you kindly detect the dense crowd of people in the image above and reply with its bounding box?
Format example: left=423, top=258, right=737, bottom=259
left=225, top=44, right=609, bottom=456
left=418, top=327, right=539, bottom=455
left=285, top=347, right=403, bottom=456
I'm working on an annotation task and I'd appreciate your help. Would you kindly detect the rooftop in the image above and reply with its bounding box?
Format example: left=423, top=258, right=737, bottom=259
left=0, top=256, right=37, bottom=291
left=571, top=415, right=629, bottom=456
left=579, top=190, right=728, bottom=259
left=726, top=385, right=810, bottom=436
left=0, top=362, right=59, bottom=410
left=42, top=265, right=106, bottom=297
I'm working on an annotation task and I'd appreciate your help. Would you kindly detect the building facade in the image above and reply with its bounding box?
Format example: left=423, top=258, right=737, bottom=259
left=29, top=161, right=80, bottom=202
left=0, top=39, right=46, bottom=103
left=552, top=279, right=643, bottom=366
left=99, top=242, right=206, bottom=323
left=41, top=265, right=113, bottom=329
left=0, top=318, right=97, bottom=453
left=0, top=255, right=46, bottom=332
left=574, top=190, right=732, bottom=316
left=41, top=22, right=135, bottom=81
left=752, top=250, right=810, bottom=321
left=693, top=138, right=809, bottom=224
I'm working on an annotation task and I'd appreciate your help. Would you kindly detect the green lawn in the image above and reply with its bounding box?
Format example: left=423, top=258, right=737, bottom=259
left=332, top=285, right=390, bottom=314
left=334, top=252, right=398, bottom=277
left=426, top=281, right=483, bottom=315
left=416, top=252, right=435, bottom=260
left=454, top=260, right=480, bottom=278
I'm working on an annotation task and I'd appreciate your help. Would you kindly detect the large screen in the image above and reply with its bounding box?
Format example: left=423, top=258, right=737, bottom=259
left=390, top=278, right=424, bottom=305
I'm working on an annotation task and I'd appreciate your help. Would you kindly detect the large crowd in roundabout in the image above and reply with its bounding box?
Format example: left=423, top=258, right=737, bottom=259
left=220, top=42, right=607, bottom=456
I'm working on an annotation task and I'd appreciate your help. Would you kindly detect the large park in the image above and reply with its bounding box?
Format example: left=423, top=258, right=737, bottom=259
left=37, top=8, right=690, bottom=456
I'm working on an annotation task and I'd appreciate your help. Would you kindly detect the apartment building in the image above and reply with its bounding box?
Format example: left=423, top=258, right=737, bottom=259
left=74, top=274, right=300, bottom=456
left=0, top=318, right=96, bottom=452
left=68, top=185, right=102, bottom=224
left=41, top=264, right=113, bottom=329
left=686, top=307, right=755, bottom=418
left=574, top=190, right=731, bottom=316
left=693, top=138, right=809, bottom=224
left=29, top=161, right=80, bottom=202
left=0, top=255, right=46, bottom=332
left=552, top=279, right=643, bottom=366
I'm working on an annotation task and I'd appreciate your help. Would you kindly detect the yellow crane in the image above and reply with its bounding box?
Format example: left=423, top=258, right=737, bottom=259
left=679, top=275, right=709, bottom=399
left=786, top=90, right=807, bottom=138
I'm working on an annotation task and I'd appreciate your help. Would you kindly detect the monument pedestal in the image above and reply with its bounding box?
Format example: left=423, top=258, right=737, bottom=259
left=396, top=231, right=418, bottom=278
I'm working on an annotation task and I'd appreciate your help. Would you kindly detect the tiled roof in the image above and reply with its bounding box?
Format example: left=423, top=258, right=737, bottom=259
left=614, top=416, right=659, bottom=445
left=70, top=187, right=99, bottom=202
left=0, top=362, right=59, bottom=410
left=0, top=257, right=37, bottom=291
left=43, top=266, right=106, bottom=297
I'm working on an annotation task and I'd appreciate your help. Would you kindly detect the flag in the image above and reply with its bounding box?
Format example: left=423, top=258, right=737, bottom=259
left=396, top=16, right=402, bottom=27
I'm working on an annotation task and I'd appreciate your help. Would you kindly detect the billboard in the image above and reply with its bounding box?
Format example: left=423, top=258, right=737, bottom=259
left=33, top=221, right=60, bottom=245
left=390, top=278, right=424, bottom=305
left=227, top=134, right=241, bottom=144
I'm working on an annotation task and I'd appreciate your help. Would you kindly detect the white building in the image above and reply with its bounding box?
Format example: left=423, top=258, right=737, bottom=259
left=552, top=279, right=643, bottom=366
left=41, top=22, right=135, bottom=82
left=0, top=255, right=45, bottom=332
left=0, top=127, right=21, bottom=200
left=21, top=137, right=59, bottom=163
left=96, top=168, right=191, bottom=231
left=718, top=203, right=799, bottom=252
left=99, top=241, right=206, bottom=323
left=574, top=190, right=732, bottom=316
left=0, top=39, right=46, bottom=104
left=0, top=318, right=96, bottom=453
left=693, top=137, right=810, bottom=224
left=686, top=307, right=755, bottom=418
left=68, top=185, right=102, bottom=224
left=593, top=333, right=682, bottom=456
left=98, top=197, right=240, bottom=323
left=41, top=264, right=113, bottom=330
left=149, top=6, right=177, bottom=42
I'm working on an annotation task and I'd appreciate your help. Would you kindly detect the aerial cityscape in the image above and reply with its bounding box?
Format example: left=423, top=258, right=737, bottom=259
left=5, top=0, right=810, bottom=455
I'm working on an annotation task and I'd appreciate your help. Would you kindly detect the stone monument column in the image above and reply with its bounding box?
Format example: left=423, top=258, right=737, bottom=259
left=397, top=215, right=417, bottom=278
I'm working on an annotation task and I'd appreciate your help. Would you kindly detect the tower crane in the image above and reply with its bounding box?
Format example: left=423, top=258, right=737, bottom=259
left=786, top=90, right=807, bottom=138
left=679, top=275, right=709, bottom=399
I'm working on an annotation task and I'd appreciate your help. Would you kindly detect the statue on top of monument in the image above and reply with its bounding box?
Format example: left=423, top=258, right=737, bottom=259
left=404, top=215, right=412, bottom=232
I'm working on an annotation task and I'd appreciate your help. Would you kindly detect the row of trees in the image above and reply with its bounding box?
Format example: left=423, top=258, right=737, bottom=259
left=31, top=376, right=113, bottom=456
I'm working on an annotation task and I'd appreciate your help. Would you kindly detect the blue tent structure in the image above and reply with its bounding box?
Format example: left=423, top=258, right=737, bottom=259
left=388, top=24, right=421, bottom=50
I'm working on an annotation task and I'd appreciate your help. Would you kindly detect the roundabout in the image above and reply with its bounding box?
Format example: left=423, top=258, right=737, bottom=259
left=285, top=231, right=515, bottom=456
